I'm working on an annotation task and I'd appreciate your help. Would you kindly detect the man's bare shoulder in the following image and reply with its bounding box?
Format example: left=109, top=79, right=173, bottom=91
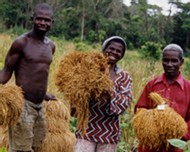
left=44, top=37, right=54, bottom=45
left=7, top=33, right=30, bottom=53
left=45, top=36, right=56, bottom=53
left=13, top=32, right=30, bottom=47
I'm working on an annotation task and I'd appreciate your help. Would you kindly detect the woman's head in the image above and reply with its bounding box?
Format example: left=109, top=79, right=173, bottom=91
left=102, top=36, right=127, bottom=65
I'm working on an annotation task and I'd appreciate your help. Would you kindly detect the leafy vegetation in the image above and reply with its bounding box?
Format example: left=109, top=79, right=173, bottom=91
left=140, top=42, right=162, bottom=61
left=168, top=139, right=190, bottom=152
left=0, top=0, right=190, bottom=53
left=0, top=147, right=7, bottom=152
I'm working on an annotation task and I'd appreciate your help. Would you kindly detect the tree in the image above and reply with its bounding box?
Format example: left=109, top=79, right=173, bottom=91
left=171, top=2, right=190, bottom=53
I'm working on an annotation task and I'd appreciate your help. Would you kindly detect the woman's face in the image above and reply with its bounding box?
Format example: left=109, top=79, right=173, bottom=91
left=103, top=41, right=124, bottom=65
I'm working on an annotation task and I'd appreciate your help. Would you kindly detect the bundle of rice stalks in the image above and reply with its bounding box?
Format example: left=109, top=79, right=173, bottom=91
left=133, top=92, right=187, bottom=151
left=0, top=84, right=24, bottom=126
left=0, top=126, right=8, bottom=149
left=40, top=100, right=76, bottom=152
left=40, top=131, right=75, bottom=152
left=0, top=100, right=76, bottom=152
left=55, top=51, right=113, bottom=134
left=45, top=99, right=70, bottom=131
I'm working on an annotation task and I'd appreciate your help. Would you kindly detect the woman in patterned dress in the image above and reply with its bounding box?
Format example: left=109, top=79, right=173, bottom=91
left=74, top=36, right=132, bottom=152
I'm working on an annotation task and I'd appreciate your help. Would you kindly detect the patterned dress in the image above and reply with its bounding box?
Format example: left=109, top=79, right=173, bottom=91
left=76, top=67, right=132, bottom=144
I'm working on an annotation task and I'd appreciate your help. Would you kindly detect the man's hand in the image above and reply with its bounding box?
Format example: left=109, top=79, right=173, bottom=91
left=44, top=93, right=57, bottom=101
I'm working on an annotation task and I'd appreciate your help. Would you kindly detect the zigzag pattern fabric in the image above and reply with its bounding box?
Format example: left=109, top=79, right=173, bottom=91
left=76, top=67, right=132, bottom=144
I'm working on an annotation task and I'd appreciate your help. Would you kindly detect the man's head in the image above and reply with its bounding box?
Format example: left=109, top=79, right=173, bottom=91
left=102, top=36, right=127, bottom=65
left=32, top=3, right=54, bottom=33
left=33, top=3, right=53, bottom=17
left=162, top=44, right=184, bottom=79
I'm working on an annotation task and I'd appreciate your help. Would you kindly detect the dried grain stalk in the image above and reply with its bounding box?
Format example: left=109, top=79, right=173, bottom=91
left=0, top=100, right=76, bottom=152
left=40, top=131, right=75, bottom=152
left=0, top=84, right=24, bottom=126
left=133, top=92, right=187, bottom=150
left=41, top=100, right=76, bottom=152
left=45, top=100, right=70, bottom=122
left=0, top=126, right=8, bottom=149
left=55, top=51, right=113, bottom=134
left=45, top=100, right=70, bottom=132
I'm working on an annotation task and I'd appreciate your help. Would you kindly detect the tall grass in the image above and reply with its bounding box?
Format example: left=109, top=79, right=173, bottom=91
left=0, top=34, right=189, bottom=152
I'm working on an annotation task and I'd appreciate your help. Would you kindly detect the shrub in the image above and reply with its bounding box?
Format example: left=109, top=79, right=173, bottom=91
left=74, top=41, right=89, bottom=52
left=0, top=147, right=7, bottom=152
left=140, top=42, right=162, bottom=61
left=184, top=58, right=190, bottom=80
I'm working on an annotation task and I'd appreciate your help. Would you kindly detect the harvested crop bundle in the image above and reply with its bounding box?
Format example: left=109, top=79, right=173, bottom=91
left=0, top=84, right=24, bottom=126
left=133, top=92, right=187, bottom=150
left=45, top=100, right=70, bottom=122
left=40, top=131, right=75, bottom=152
left=45, top=100, right=70, bottom=131
left=55, top=51, right=113, bottom=134
left=0, top=100, right=76, bottom=152
left=0, top=126, right=8, bottom=149
left=40, top=100, right=76, bottom=152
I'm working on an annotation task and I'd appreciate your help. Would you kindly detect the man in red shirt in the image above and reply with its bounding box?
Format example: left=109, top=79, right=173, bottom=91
left=135, top=44, right=190, bottom=152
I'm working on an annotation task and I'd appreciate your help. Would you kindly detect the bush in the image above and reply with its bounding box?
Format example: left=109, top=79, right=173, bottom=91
left=0, top=147, right=7, bottom=152
left=6, top=26, right=27, bottom=35
left=140, top=42, right=162, bottom=61
left=184, top=58, right=190, bottom=79
left=74, top=41, right=89, bottom=52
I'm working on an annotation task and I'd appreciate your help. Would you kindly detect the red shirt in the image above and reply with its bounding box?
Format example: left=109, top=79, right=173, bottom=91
left=76, top=67, right=132, bottom=144
left=135, top=73, right=190, bottom=152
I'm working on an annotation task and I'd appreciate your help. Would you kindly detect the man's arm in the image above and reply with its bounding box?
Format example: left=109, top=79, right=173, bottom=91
left=44, top=40, right=57, bottom=101
left=0, top=38, right=24, bottom=84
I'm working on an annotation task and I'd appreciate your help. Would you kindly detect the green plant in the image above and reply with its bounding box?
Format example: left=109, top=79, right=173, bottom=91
left=168, top=139, right=190, bottom=152
left=74, top=41, right=89, bottom=51
left=184, top=58, right=190, bottom=80
left=140, top=42, right=162, bottom=61
left=0, top=147, right=7, bottom=152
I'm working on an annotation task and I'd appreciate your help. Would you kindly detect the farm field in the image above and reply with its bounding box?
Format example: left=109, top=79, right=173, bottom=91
left=0, top=34, right=190, bottom=152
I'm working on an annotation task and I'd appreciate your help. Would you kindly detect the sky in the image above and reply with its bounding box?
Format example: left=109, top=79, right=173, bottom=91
left=123, top=0, right=190, bottom=15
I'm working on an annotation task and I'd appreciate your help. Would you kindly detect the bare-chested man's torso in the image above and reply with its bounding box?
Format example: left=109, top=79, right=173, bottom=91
left=14, top=32, right=55, bottom=103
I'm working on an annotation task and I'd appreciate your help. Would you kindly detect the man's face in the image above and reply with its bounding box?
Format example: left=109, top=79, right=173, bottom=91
left=162, top=50, right=184, bottom=78
left=33, top=9, right=53, bottom=33
left=103, top=41, right=124, bottom=65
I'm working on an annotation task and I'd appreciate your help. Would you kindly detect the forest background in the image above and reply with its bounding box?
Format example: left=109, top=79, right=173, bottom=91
left=0, top=0, right=190, bottom=152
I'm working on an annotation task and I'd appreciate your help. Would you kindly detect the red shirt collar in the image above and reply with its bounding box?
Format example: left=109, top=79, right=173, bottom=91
left=154, top=73, right=184, bottom=90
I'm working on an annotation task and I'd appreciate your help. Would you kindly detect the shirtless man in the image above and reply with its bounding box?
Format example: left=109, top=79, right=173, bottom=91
left=0, top=3, right=55, bottom=152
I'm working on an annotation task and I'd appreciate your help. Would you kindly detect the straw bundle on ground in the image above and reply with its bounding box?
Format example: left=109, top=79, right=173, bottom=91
left=40, top=100, right=76, bottom=152
left=40, top=131, right=75, bottom=152
left=133, top=92, right=187, bottom=151
left=45, top=99, right=70, bottom=131
left=0, top=84, right=24, bottom=126
left=55, top=51, right=113, bottom=134
left=0, top=100, right=76, bottom=152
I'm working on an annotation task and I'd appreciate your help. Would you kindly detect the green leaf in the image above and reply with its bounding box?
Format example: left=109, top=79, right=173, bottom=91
left=167, top=139, right=186, bottom=150
left=0, top=147, right=7, bottom=152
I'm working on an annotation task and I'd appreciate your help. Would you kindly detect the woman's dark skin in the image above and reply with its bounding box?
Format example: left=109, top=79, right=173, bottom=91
left=0, top=6, right=56, bottom=103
